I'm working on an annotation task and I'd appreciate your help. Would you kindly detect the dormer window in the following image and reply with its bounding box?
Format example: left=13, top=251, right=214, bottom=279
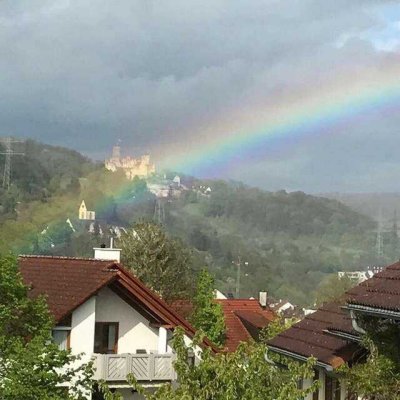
left=94, top=322, right=119, bottom=354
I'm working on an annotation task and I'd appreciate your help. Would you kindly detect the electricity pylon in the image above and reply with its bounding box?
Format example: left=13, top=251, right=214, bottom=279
left=376, top=207, right=384, bottom=259
left=153, top=198, right=165, bottom=224
left=0, top=137, right=24, bottom=190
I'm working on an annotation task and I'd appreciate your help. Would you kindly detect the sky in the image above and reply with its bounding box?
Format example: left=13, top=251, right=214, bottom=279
left=1, top=0, right=400, bottom=193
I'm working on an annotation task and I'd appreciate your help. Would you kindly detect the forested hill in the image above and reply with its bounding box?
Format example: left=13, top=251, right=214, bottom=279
left=196, top=181, right=373, bottom=237
left=0, top=139, right=100, bottom=252
left=0, top=139, right=96, bottom=218
left=0, top=139, right=385, bottom=305
left=164, top=180, right=381, bottom=304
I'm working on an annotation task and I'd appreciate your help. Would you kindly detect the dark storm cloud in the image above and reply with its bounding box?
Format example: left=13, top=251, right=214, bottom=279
left=0, top=0, right=399, bottom=190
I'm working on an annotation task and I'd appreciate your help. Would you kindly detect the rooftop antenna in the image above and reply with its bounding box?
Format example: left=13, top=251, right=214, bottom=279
left=0, top=137, right=24, bottom=191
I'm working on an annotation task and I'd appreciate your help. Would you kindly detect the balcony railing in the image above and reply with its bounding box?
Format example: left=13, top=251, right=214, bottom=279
left=93, top=353, right=176, bottom=382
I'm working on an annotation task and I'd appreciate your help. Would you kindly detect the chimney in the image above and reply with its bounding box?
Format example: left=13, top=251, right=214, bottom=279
left=94, top=238, right=121, bottom=262
left=259, top=291, right=267, bottom=308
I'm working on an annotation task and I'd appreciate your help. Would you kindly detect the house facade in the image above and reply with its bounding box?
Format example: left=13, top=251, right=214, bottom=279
left=79, top=200, right=96, bottom=220
left=19, top=251, right=215, bottom=400
left=268, top=260, right=400, bottom=400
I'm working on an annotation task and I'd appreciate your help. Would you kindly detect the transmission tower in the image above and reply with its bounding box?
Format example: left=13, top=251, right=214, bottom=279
left=232, top=255, right=248, bottom=298
left=153, top=198, right=165, bottom=224
left=376, top=207, right=384, bottom=259
left=0, top=137, right=24, bottom=190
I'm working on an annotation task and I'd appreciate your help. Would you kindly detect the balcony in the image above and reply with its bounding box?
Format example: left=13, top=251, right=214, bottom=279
left=93, top=353, right=176, bottom=382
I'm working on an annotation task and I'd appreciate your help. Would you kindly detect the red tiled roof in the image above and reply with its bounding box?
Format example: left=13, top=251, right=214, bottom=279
left=19, top=256, right=118, bottom=322
left=216, top=299, right=275, bottom=352
left=347, top=261, right=400, bottom=312
left=19, top=255, right=218, bottom=352
left=234, top=310, right=271, bottom=328
left=268, top=301, right=359, bottom=368
left=265, top=262, right=400, bottom=369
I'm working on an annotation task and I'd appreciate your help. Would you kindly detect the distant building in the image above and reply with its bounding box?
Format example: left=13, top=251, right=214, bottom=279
left=79, top=200, right=95, bottom=221
left=267, top=298, right=305, bottom=321
left=171, top=294, right=276, bottom=352
left=105, top=144, right=155, bottom=179
left=214, top=289, right=227, bottom=299
left=337, top=266, right=383, bottom=284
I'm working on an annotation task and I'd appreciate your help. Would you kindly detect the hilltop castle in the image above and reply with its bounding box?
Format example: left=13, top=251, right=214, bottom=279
left=105, top=144, right=156, bottom=180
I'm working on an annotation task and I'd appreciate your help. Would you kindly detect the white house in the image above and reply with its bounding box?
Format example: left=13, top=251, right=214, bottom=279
left=79, top=200, right=96, bottom=221
left=20, top=249, right=216, bottom=400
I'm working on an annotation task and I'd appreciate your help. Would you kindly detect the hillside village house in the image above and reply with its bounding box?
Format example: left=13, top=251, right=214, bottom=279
left=216, top=298, right=275, bottom=352
left=268, top=260, right=400, bottom=400
left=79, top=200, right=96, bottom=221
left=19, top=246, right=216, bottom=400
left=171, top=292, right=275, bottom=352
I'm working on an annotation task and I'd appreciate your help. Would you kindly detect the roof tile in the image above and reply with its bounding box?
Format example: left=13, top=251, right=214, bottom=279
left=216, top=299, right=275, bottom=352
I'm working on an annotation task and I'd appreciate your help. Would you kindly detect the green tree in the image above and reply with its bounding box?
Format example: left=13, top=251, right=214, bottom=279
left=101, top=327, right=318, bottom=400
left=119, top=222, right=193, bottom=302
left=314, top=274, right=355, bottom=306
left=340, top=337, right=400, bottom=399
left=0, top=255, right=93, bottom=399
left=339, top=314, right=400, bottom=399
left=190, top=269, right=226, bottom=346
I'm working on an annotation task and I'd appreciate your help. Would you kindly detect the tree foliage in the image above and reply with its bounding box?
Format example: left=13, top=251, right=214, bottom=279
left=119, top=222, right=193, bottom=302
left=340, top=335, right=400, bottom=399
left=339, top=313, right=400, bottom=399
left=163, top=179, right=378, bottom=305
left=101, top=327, right=318, bottom=400
left=190, top=269, right=226, bottom=346
left=314, top=274, right=355, bottom=307
left=0, top=255, right=93, bottom=400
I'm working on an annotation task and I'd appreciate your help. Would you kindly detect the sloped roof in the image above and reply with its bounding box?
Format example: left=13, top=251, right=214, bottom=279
left=347, top=261, right=400, bottom=313
left=268, top=301, right=359, bottom=369
left=20, top=256, right=118, bottom=322
left=216, top=299, right=275, bottom=352
left=19, top=255, right=218, bottom=352
left=268, top=262, right=400, bottom=369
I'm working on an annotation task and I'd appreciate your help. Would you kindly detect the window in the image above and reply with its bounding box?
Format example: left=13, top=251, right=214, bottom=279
left=52, top=328, right=70, bottom=350
left=94, top=322, right=119, bottom=354
left=325, top=376, right=341, bottom=400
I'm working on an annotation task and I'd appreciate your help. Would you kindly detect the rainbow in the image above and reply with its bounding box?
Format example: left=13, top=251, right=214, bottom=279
left=10, top=63, right=400, bottom=254
left=160, top=64, right=400, bottom=177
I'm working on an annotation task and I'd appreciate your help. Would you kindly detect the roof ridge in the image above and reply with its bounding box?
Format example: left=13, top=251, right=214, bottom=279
left=18, top=255, right=113, bottom=262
